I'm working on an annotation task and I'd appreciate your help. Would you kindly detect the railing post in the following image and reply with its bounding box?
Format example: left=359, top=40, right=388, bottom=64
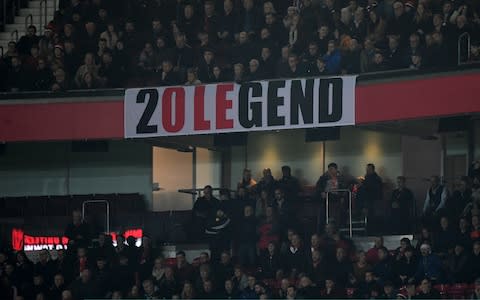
left=458, top=32, right=471, bottom=65
left=24, top=13, right=32, bottom=32
left=11, top=29, right=18, bottom=42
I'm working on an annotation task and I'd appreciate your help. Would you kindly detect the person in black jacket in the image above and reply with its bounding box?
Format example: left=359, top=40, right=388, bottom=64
left=357, top=163, right=383, bottom=217
left=259, top=242, right=282, bottom=279
left=237, top=205, right=258, bottom=267
left=284, top=234, right=308, bottom=277
left=205, top=209, right=232, bottom=262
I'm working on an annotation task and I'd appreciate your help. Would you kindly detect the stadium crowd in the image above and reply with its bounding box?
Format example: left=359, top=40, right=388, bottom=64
left=1, top=161, right=480, bottom=299
left=1, top=0, right=479, bottom=92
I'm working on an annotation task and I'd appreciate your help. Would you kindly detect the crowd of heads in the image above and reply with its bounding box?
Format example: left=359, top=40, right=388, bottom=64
left=2, top=160, right=480, bottom=299
left=1, top=0, right=479, bottom=92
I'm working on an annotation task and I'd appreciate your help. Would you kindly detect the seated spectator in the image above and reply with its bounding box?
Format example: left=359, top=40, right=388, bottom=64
left=141, top=278, right=159, bottom=299
left=17, top=25, right=40, bottom=56
left=171, top=33, right=195, bottom=75
left=70, top=269, right=99, bottom=300
left=98, top=50, right=123, bottom=88
left=74, top=52, right=99, bottom=88
left=232, top=63, right=245, bottom=83
left=281, top=53, right=305, bottom=78
left=380, top=280, right=397, bottom=298
left=211, top=65, right=226, bottom=82
left=77, top=71, right=102, bottom=89
left=175, top=251, right=194, bottom=284
left=157, top=59, right=180, bottom=86
left=197, top=49, right=216, bottom=83
left=393, top=246, right=417, bottom=285
left=137, top=42, right=156, bottom=75
left=185, top=68, right=202, bottom=85
left=472, top=241, right=480, bottom=280
left=307, top=249, right=328, bottom=284
left=6, top=56, right=30, bottom=92
left=230, top=31, right=255, bottom=66
left=415, top=243, right=443, bottom=283
left=415, top=278, right=441, bottom=298
left=435, top=216, right=457, bottom=255
left=23, top=44, right=41, bottom=71
left=158, top=266, right=180, bottom=298
left=323, top=40, right=342, bottom=74
left=151, top=257, right=166, bottom=285
left=49, top=273, right=65, bottom=300
left=353, top=250, right=372, bottom=284
left=180, top=281, right=195, bottom=300
left=241, top=275, right=257, bottom=299
left=99, top=23, right=119, bottom=50
left=245, top=59, right=263, bottom=81
left=372, top=246, right=394, bottom=285
left=32, top=58, right=53, bottom=91
left=355, top=271, right=380, bottom=298
left=329, top=247, right=352, bottom=287
left=366, top=236, right=384, bottom=265
left=322, top=278, right=346, bottom=298
left=447, top=241, right=471, bottom=283
left=370, top=50, right=389, bottom=72
left=63, top=40, right=81, bottom=77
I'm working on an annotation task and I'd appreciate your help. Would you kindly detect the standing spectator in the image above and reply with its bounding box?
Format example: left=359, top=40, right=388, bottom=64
left=448, top=176, right=472, bottom=220
left=64, top=210, right=90, bottom=246
left=192, top=185, right=220, bottom=239
left=122, top=20, right=142, bottom=57
left=137, top=42, right=156, bottom=76
left=472, top=242, right=480, bottom=280
left=237, top=205, right=258, bottom=267
left=178, top=4, right=200, bottom=46
left=423, top=176, right=449, bottom=227
left=435, top=216, right=457, bottom=255
left=202, top=1, right=219, bottom=43
left=357, top=163, right=383, bottom=217
left=237, top=0, right=262, bottom=35
left=217, top=0, right=236, bottom=43
left=391, top=176, right=415, bottom=233
left=205, top=209, right=232, bottom=262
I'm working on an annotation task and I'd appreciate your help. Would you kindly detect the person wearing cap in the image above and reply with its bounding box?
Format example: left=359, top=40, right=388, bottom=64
left=415, top=244, right=443, bottom=283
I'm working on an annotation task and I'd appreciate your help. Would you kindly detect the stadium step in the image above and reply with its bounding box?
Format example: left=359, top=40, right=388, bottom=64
left=0, top=0, right=56, bottom=49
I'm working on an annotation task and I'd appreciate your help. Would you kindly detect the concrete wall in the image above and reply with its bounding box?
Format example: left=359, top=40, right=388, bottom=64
left=229, top=127, right=403, bottom=189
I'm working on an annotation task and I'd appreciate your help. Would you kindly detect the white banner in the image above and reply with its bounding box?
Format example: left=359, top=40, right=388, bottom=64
left=124, top=76, right=356, bottom=138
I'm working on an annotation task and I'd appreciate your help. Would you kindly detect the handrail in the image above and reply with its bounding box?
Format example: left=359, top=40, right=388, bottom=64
left=25, top=14, right=32, bottom=32
left=0, top=46, right=3, bottom=58
left=458, top=32, right=471, bottom=65
left=82, top=200, right=110, bottom=234
left=325, top=189, right=353, bottom=238
left=39, top=0, right=47, bottom=29
left=11, top=29, right=18, bottom=42
left=2, top=0, right=6, bottom=32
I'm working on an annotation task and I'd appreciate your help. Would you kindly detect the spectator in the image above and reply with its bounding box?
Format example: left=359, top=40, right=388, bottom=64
left=197, top=49, right=216, bottom=83
left=353, top=250, right=372, bottom=284
left=217, top=0, right=236, bottom=43
left=423, top=176, right=449, bottom=227
left=205, top=209, right=231, bottom=262
left=184, top=68, right=202, bottom=85
left=472, top=242, right=480, bottom=280
left=202, top=1, right=219, bottom=43
left=180, top=281, right=196, bottom=300
left=51, top=68, right=69, bottom=92
left=415, top=243, right=443, bottom=283
left=236, top=205, right=257, bottom=267
left=99, top=23, right=119, bottom=50
left=357, top=163, right=383, bottom=216
left=175, top=251, right=194, bottom=285
left=211, top=65, right=225, bottom=82
left=141, top=278, right=159, bottom=299
left=373, top=246, right=394, bottom=285
left=137, top=42, right=156, bottom=75
left=281, top=53, right=305, bottom=78
left=232, top=63, right=245, bottom=83
left=322, top=278, right=347, bottom=298
left=33, top=59, right=53, bottom=91
left=238, top=0, right=262, bottom=35
left=157, top=60, right=180, bottom=86
left=447, top=242, right=471, bottom=283
left=158, top=267, right=179, bottom=299
left=386, top=35, right=405, bottom=69
left=230, top=31, right=255, bottom=66
left=415, top=278, right=441, bottom=298
left=367, top=9, right=387, bottom=44
left=172, top=32, right=195, bottom=75
left=178, top=4, right=200, bottom=46
left=393, top=246, right=417, bottom=285
left=436, top=216, right=457, bottom=255
left=122, top=20, right=142, bottom=57
left=17, top=25, right=40, bottom=56
left=323, top=40, right=342, bottom=74
left=449, top=176, right=472, bottom=220
left=329, top=247, right=352, bottom=287
left=70, top=269, right=99, bottom=299
left=391, top=176, right=415, bottom=233
left=74, top=52, right=99, bottom=88
left=219, top=279, right=239, bottom=298
left=6, top=56, right=30, bottom=92
left=471, top=278, right=480, bottom=299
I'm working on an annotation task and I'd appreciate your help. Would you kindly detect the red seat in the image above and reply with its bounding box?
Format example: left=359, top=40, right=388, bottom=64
left=447, top=284, right=468, bottom=299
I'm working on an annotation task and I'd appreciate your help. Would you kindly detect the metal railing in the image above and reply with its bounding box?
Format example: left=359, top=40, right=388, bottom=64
left=458, top=32, right=471, bottom=65
left=82, top=200, right=110, bottom=234
left=11, top=28, right=18, bottom=41
left=325, top=189, right=353, bottom=237
left=39, top=0, right=47, bottom=29
left=24, top=13, right=31, bottom=32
